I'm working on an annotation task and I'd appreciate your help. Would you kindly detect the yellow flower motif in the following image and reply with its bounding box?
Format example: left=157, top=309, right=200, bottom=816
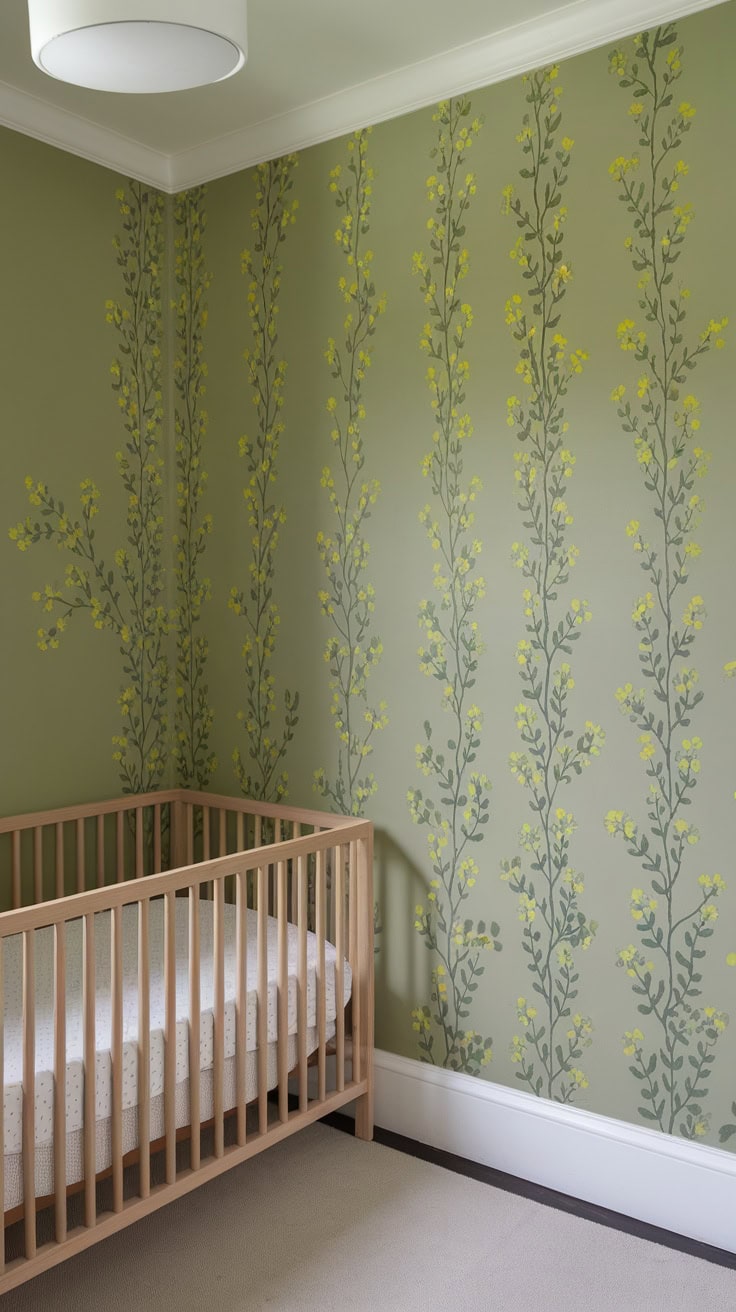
left=631, top=592, right=655, bottom=623
left=638, top=734, right=655, bottom=761
left=682, top=595, right=706, bottom=630
left=622, top=1027, right=644, bottom=1056
left=630, top=887, right=657, bottom=920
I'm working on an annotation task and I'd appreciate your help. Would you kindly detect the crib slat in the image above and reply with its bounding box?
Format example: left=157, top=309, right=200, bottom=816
left=235, top=869, right=247, bottom=1148
left=257, top=865, right=268, bottom=1134
left=254, top=814, right=261, bottom=851
left=138, top=898, right=151, bottom=1199
left=188, top=888, right=201, bottom=1171
left=186, top=805, right=194, bottom=866
left=277, top=858, right=288, bottom=1123
left=297, top=853, right=308, bottom=1112
left=154, top=803, right=162, bottom=873
left=349, top=839, right=359, bottom=1082
left=269, top=819, right=281, bottom=917
left=76, top=818, right=85, bottom=894
left=316, top=848, right=327, bottom=1102
left=33, top=826, right=43, bottom=905
left=135, top=808, right=144, bottom=879
left=329, top=845, right=336, bottom=947
left=116, top=811, right=125, bottom=883
left=111, top=905, right=124, bottom=1212
left=236, top=811, right=244, bottom=853
left=290, top=822, right=301, bottom=922
left=55, top=822, right=64, bottom=900
left=164, top=891, right=176, bottom=1185
left=0, top=939, right=4, bottom=1272
left=203, top=806, right=211, bottom=900
left=22, top=930, right=36, bottom=1259
left=54, top=921, right=67, bottom=1243
left=219, top=809, right=231, bottom=902
left=96, top=814, right=105, bottom=888
left=335, top=845, right=345, bottom=1093
left=83, top=912, right=96, bottom=1228
left=213, top=879, right=225, bottom=1158
left=11, top=830, right=21, bottom=910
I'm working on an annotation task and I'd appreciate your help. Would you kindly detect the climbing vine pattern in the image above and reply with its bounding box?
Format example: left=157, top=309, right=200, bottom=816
left=11, top=181, right=169, bottom=795
left=606, top=25, right=729, bottom=1139
left=314, top=129, right=388, bottom=817
left=409, top=99, right=500, bottom=1075
left=500, top=65, right=604, bottom=1104
left=720, top=659, right=736, bottom=1146
left=172, top=185, right=216, bottom=789
left=229, top=157, right=300, bottom=802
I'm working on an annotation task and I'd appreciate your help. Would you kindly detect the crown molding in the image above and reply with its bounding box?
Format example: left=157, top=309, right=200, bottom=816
left=0, top=80, right=173, bottom=189
left=0, top=0, right=728, bottom=194
left=169, top=0, right=727, bottom=191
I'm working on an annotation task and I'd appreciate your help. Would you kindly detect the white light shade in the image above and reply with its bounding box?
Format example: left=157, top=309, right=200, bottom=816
left=28, top=0, right=247, bottom=94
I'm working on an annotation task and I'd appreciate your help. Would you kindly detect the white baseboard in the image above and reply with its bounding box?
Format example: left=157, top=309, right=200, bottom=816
left=358, top=1050, right=736, bottom=1254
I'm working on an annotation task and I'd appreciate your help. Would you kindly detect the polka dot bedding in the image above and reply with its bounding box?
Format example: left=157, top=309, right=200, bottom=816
left=2, top=898, right=351, bottom=1208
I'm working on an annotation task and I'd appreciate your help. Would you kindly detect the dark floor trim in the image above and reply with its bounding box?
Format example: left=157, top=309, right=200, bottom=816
left=321, top=1110, right=736, bottom=1273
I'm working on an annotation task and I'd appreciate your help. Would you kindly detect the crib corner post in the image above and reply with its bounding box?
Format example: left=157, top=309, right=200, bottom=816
left=171, top=798, right=187, bottom=871
left=354, top=825, right=374, bottom=1142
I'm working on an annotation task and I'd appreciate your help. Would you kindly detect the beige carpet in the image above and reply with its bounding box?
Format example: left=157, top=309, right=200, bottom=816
left=3, top=1123, right=735, bottom=1311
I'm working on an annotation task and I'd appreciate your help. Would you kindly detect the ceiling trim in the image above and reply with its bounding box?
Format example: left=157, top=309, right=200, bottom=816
left=169, top=0, right=726, bottom=190
left=0, top=0, right=727, bottom=194
left=0, top=80, right=173, bottom=189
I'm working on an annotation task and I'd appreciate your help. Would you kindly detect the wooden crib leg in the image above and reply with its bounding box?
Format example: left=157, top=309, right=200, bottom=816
left=354, top=1086, right=374, bottom=1142
left=354, top=830, right=374, bottom=1142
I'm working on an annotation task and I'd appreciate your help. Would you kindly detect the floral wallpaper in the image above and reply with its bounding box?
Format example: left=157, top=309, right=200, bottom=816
left=11, top=182, right=170, bottom=797
left=229, top=157, right=300, bottom=802
left=3, top=3, right=735, bottom=1151
left=501, top=66, right=602, bottom=1104
left=409, top=100, right=498, bottom=1075
left=315, top=129, right=388, bottom=818
left=605, top=25, right=730, bottom=1141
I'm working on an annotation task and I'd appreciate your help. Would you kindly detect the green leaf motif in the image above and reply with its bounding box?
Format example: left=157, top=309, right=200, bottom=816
left=607, top=26, right=729, bottom=1141
left=231, top=157, right=300, bottom=803
left=315, top=129, right=388, bottom=819
left=409, top=99, right=498, bottom=1077
left=500, top=65, right=600, bottom=1106
left=11, top=181, right=169, bottom=798
left=172, top=185, right=216, bottom=790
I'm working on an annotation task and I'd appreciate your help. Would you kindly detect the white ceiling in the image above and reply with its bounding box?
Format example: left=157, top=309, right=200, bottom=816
left=0, top=0, right=726, bottom=191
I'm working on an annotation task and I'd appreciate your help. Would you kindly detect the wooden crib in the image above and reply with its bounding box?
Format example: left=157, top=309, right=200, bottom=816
left=0, top=789, right=374, bottom=1294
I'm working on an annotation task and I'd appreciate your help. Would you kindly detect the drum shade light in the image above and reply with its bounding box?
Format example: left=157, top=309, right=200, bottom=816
left=28, top=0, right=248, bottom=94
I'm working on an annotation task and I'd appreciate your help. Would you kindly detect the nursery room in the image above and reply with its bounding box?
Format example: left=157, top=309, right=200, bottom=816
left=0, top=0, right=735, bottom=1306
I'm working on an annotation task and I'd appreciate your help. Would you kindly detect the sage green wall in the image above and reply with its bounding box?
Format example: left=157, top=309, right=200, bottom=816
left=2, top=3, right=735, bottom=1151
left=202, top=3, right=736, bottom=1143
left=1, top=130, right=138, bottom=814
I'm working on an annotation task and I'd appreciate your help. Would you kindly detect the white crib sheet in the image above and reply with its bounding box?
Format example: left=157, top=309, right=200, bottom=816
left=2, top=898, right=351, bottom=1160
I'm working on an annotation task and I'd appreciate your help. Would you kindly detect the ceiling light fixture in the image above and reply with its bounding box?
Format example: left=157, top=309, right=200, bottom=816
left=28, top=1, right=248, bottom=94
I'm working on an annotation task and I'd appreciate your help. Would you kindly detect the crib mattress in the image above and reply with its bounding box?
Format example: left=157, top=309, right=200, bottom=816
left=2, top=898, right=351, bottom=1168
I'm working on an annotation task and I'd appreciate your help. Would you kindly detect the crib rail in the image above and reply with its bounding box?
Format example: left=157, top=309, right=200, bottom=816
left=0, top=789, right=356, bottom=912
left=0, top=792, right=373, bottom=1293
left=0, top=791, right=177, bottom=910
